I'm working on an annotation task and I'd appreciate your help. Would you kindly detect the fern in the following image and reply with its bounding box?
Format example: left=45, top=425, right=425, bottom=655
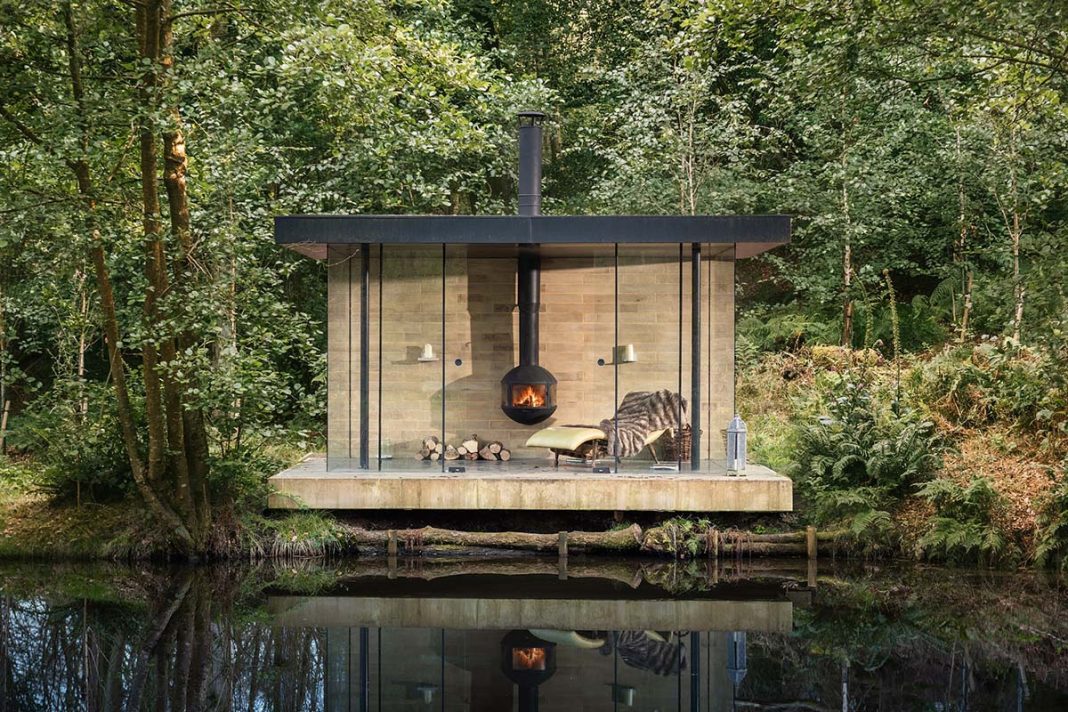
left=915, top=476, right=1013, bottom=565
left=1034, top=476, right=1068, bottom=570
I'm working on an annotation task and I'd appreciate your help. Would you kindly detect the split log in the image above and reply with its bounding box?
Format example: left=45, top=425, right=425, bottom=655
left=464, top=451, right=478, bottom=461
left=443, top=445, right=459, bottom=460
left=416, top=447, right=431, bottom=460
left=456, top=446, right=468, bottom=457
left=423, top=436, right=439, bottom=451
left=428, top=452, right=440, bottom=461
left=434, top=442, right=445, bottom=454
left=720, top=542, right=808, bottom=556
left=479, top=446, right=496, bottom=460
left=347, top=524, right=643, bottom=553
left=335, top=522, right=842, bottom=560
left=720, top=530, right=847, bottom=544
left=461, top=436, right=479, bottom=453
left=498, top=449, right=511, bottom=461
left=488, top=441, right=503, bottom=454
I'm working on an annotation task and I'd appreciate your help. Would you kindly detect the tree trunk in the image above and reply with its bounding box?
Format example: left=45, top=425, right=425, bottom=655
left=997, top=113, right=1025, bottom=344
left=0, top=285, right=7, bottom=454
left=160, top=0, right=211, bottom=538
left=840, top=150, right=854, bottom=347
left=76, top=271, right=90, bottom=418
left=960, top=268, right=974, bottom=341
left=135, top=0, right=175, bottom=502
left=1010, top=209, right=1024, bottom=344
left=954, top=125, right=974, bottom=342
left=62, top=1, right=195, bottom=550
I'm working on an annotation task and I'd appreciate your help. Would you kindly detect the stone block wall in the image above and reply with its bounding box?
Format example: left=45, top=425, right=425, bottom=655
left=326, top=245, right=734, bottom=468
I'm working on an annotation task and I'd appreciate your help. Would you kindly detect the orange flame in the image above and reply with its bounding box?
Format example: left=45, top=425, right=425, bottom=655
left=513, top=384, right=546, bottom=408
left=512, top=647, right=547, bottom=670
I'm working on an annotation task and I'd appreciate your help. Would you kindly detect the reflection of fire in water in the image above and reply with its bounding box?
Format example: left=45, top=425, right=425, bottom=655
left=512, top=647, right=547, bottom=671
left=513, top=384, right=546, bottom=408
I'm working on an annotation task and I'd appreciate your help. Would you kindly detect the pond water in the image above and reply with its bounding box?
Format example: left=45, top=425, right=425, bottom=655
left=0, top=557, right=1066, bottom=711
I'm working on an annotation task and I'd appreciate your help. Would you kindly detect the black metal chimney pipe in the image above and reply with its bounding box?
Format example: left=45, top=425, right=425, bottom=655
left=518, top=111, right=543, bottom=217
left=517, top=111, right=544, bottom=366
left=518, top=248, right=540, bottom=365
left=501, top=112, right=557, bottom=424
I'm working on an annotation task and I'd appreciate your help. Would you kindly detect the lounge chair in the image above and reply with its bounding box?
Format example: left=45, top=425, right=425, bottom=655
left=525, top=389, right=687, bottom=466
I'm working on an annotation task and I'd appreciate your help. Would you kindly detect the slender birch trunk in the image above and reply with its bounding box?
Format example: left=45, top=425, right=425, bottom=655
left=840, top=149, right=855, bottom=347
left=955, top=125, right=974, bottom=342
left=995, top=115, right=1026, bottom=343
left=0, top=285, right=8, bottom=454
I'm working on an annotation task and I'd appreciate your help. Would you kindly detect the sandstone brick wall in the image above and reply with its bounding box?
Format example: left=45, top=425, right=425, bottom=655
left=327, top=245, right=734, bottom=469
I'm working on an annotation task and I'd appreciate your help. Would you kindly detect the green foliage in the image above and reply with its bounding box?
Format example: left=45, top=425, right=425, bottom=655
left=914, top=477, right=1013, bottom=565
left=1034, top=473, right=1068, bottom=570
left=914, top=343, right=1068, bottom=455
left=0, top=0, right=1065, bottom=559
left=738, top=309, right=841, bottom=352
left=795, top=376, right=943, bottom=498
left=3, top=383, right=132, bottom=502
left=242, top=512, right=352, bottom=559
left=793, top=369, right=944, bottom=542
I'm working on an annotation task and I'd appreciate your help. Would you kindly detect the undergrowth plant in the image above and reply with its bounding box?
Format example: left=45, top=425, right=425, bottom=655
left=1034, top=471, right=1068, bottom=570
left=914, top=476, right=1014, bottom=565
left=915, top=343, right=1067, bottom=456
left=793, top=366, right=944, bottom=548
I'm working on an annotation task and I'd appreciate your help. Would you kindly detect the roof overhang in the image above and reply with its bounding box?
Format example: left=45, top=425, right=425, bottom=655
left=275, top=214, right=790, bottom=260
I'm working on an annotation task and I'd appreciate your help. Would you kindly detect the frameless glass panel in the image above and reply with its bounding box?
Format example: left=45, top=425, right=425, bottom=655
left=379, top=244, right=444, bottom=471
left=705, top=246, right=736, bottom=465
left=435, top=246, right=618, bottom=470
left=538, top=249, right=616, bottom=469
left=613, top=630, right=689, bottom=710
left=376, top=628, right=445, bottom=712
left=326, top=246, right=359, bottom=471
left=443, top=244, right=489, bottom=471
left=613, top=244, right=685, bottom=474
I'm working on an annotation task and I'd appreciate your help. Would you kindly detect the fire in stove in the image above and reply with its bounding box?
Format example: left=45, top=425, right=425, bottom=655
left=512, top=384, right=547, bottom=409
left=511, top=646, right=547, bottom=671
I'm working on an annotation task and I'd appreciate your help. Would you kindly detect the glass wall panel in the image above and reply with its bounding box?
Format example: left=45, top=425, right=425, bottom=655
left=614, top=244, right=685, bottom=473
left=376, top=628, right=445, bottom=712
left=430, top=246, right=619, bottom=467
left=443, top=244, right=511, bottom=468
left=613, top=630, right=688, bottom=710
left=538, top=249, right=616, bottom=465
left=379, top=245, right=444, bottom=471
left=326, top=246, right=359, bottom=471
left=705, top=247, right=736, bottom=463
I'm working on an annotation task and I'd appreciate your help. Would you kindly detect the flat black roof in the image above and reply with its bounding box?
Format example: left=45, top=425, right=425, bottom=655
left=275, top=214, right=790, bottom=260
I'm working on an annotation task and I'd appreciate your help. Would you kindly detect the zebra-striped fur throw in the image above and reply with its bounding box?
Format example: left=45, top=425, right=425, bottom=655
left=597, top=389, right=688, bottom=458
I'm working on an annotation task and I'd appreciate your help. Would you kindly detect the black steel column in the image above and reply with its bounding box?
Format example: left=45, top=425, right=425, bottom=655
left=691, top=244, right=702, bottom=470
left=359, top=245, right=370, bottom=469
left=613, top=243, right=620, bottom=472
left=358, top=626, right=369, bottom=712
left=689, top=631, right=701, bottom=711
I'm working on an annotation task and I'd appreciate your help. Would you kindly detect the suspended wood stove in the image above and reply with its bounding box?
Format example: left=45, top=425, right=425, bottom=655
left=500, top=629, right=557, bottom=712
left=501, top=112, right=557, bottom=425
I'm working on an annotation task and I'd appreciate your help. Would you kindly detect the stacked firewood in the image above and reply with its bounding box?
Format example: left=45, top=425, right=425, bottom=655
left=416, top=434, right=511, bottom=462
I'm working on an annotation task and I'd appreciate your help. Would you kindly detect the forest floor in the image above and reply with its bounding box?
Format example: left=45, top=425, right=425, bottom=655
left=0, top=346, right=1062, bottom=564
left=740, top=345, right=1064, bottom=561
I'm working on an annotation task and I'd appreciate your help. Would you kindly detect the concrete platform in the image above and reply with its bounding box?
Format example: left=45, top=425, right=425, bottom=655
left=269, top=595, right=792, bottom=632
left=268, top=456, right=793, bottom=511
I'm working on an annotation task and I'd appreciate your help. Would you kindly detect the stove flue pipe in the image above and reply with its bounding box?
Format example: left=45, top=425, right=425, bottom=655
left=518, top=111, right=543, bottom=217
left=517, top=111, right=544, bottom=367
left=517, top=248, right=540, bottom=366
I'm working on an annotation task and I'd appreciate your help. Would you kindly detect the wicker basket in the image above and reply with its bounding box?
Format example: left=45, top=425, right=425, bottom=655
left=664, top=425, right=693, bottom=461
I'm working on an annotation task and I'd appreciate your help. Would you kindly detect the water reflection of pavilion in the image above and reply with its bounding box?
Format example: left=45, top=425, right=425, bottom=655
left=268, top=560, right=802, bottom=711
